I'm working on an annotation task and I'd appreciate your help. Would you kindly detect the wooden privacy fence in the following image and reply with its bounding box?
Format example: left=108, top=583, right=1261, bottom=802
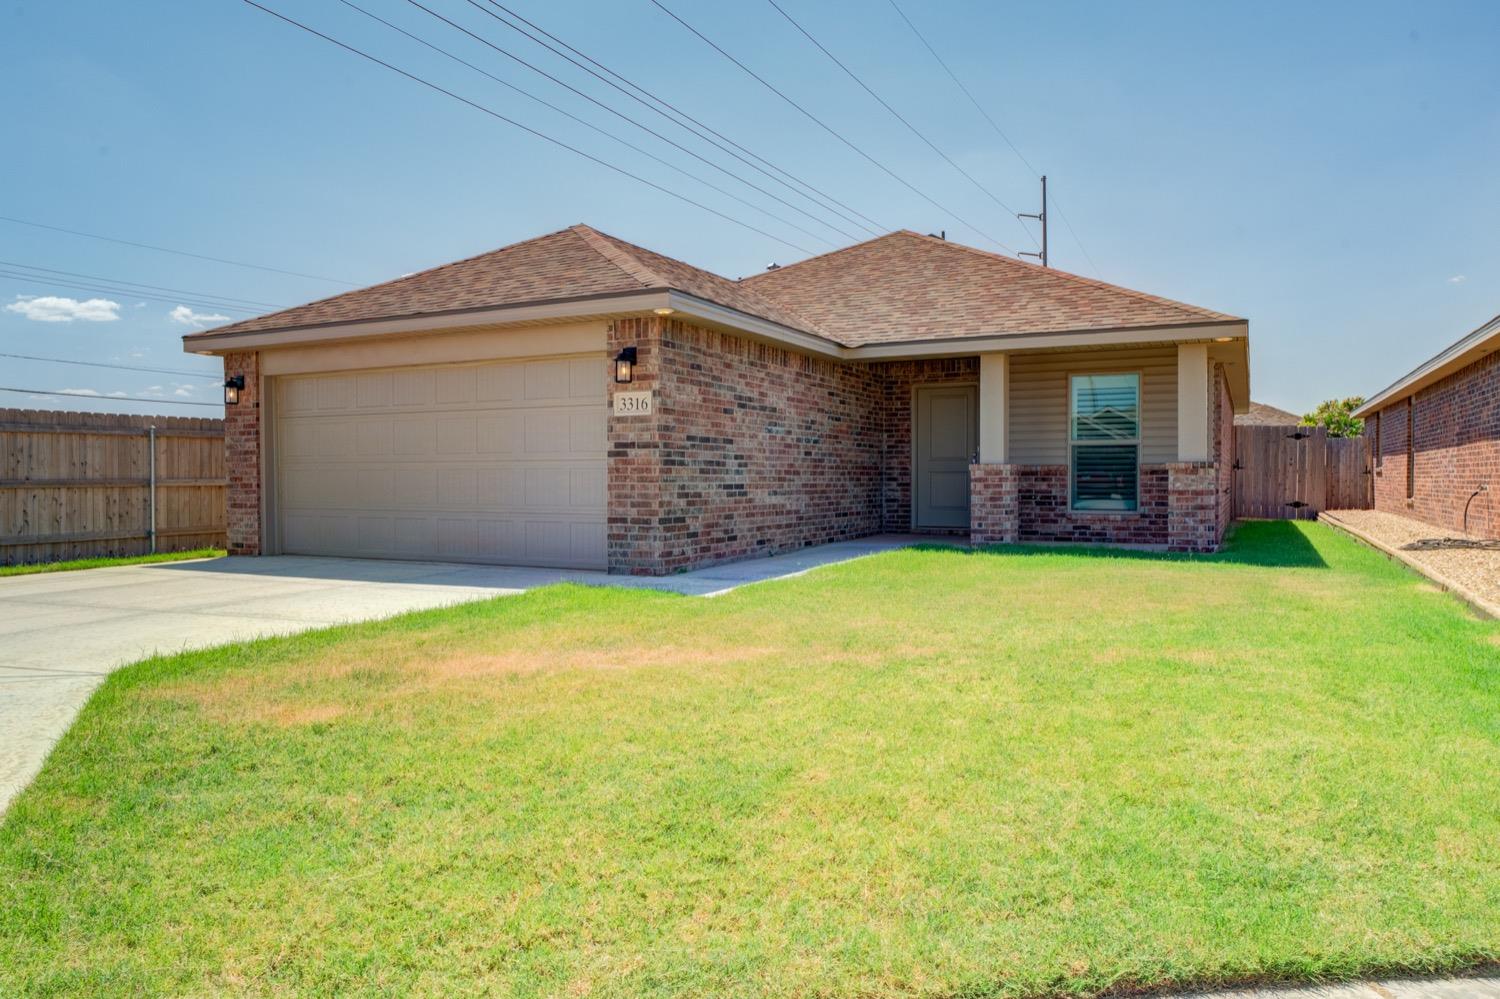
left=1233, top=424, right=1371, bottom=520
left=1, top=408, right=225, bottom=565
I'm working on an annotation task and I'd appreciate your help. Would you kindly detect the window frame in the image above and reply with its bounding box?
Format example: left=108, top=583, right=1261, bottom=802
left=1067, top=370, right=1143, bottom=515
left=1406, top=397, right=1415, bottom=500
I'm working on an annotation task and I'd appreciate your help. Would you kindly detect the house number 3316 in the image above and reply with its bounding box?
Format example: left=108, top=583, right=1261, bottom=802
left=613, top=390, right=653, bottom=416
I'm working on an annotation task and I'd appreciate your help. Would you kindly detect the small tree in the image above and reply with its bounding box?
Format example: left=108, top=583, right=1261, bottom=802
left=1300, top=397, right=1366, bottom=438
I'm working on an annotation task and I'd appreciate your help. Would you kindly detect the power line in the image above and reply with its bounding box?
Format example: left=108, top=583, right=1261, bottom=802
left=474, top=0, right=885, bottom=238
left=0, top=261, right=283, bottom=310
left=0, top=215, right=359, bottom=287
left=0, top=352, right=214, bottom=378
left=0, top=386, right=221, bottom=407
left=342, top=1, right=840, bottom=249
left=763, top=0, right=1035, bottom=246
left=647, top=0, right=1014, bottom=253
left=385, top=0, right=850, bottom=246
left=0, top=270, right=260, bottom=316
left=883, top=0, right=1100, bottom=278
left=241, top=1, right=818, bottom=256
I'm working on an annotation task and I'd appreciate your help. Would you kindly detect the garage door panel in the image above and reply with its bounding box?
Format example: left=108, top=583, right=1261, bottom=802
left=392, top=417, right=435, bottom=455
left=393, top=517, right=435, bottom=555
left=356, top=371, right=391, bottom=408
left=437, top=468, right=478, bottom=507
left=570, top=410, right=606, bottom=452
left=477, top=468, right=524, bottom=508
left=476, top=363, right=522, bottom=402
left=435, top=415, right=477, bottom=455
left=569, top=356, right=600, bottom=398
left=358, top=516, right=394, bottom=553
left=437, top=518, right=478, bottom=557
left=277, top=356, right=605, bottom=569
left=317, top=375, right=355, bottom=411
left=572, top=468, right=605, bottom=508
left=524, top=412, right=572, bottom=454
left=476, top=414, right=519, bottom=454
left=357, top=468, right=394, bottom=507
left=435, top=366, right=476, bottom=404
left=393, top=369, right=435, bottom=407
left=524, top=358, right=572, bottom=401
left=392, top=468, right=437, bottom=508
left=357, top=420, right=391, bottom=456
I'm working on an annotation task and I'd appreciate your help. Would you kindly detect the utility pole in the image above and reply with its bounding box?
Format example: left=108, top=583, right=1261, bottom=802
left=1018, top=174, right=1047, bottom=267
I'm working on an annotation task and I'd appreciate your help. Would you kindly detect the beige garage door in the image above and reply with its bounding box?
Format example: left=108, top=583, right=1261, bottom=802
left=274, top=355, right=605, bottom=569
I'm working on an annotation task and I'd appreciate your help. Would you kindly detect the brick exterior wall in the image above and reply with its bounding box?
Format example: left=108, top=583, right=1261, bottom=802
left=1370, top=349, right=1500, bottom=538
left=607, top=316, right=884, bottom=575
left=1167, top=462, right=1220, bottom=552
left=223, top=351, right=261, bottom=556
left=969, top=463, right=1019, bottom=543
left=1014, top=464, right=1171, bottom=545
left=872, top=357, right=980, bottom=533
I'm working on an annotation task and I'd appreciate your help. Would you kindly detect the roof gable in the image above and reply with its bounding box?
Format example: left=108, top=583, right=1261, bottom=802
left=742, top=231, right=1239, bottom=346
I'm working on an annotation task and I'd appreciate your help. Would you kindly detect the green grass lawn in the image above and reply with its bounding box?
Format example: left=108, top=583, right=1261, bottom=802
left=0, top=547, right=223, bottom=577
left=1, top=522, right=1496, bottom=998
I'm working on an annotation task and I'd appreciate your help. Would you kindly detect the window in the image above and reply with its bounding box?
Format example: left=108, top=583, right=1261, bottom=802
left=1373, top=412, right=1382, bottom=468
left=1406, top=398, right=1415, bottom=499
left=1070, top=373, right=1140, bottom=511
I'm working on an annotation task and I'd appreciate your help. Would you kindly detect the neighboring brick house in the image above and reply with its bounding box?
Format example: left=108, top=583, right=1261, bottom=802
left=184, top=225, right=1250, bottom=574
left=1355, top=313, right=1500, bottom=539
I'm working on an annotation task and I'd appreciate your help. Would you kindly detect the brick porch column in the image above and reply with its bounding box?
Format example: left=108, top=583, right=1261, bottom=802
left=1167, top=461, right=1218, bottom=553
left=969, top=463, right=1019, bottom=544
left=605, top=316, right=666, bottom=574
left=223, top=350, right=261, bottom=556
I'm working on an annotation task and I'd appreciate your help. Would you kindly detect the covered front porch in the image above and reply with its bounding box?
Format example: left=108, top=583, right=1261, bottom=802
left=894, top=339, right=1243, bottom=553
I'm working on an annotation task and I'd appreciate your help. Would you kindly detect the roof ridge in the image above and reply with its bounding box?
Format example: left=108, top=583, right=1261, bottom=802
left=895, top=230, right=1239, bottom=323
left=740, top=231, right=906, bottom=284
left=579, top=225, right=836, bottom=338
left=568, top=224, right=664, bottom=289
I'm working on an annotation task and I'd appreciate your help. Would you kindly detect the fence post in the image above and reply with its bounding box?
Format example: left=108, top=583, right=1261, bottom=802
left=148, top=424, right=157, bottom=554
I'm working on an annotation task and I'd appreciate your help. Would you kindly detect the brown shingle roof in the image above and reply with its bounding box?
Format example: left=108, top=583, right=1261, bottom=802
left=1234, top=401, right=1303, bottom=426
left=189, top=224, right=815, bottom=340
left=190, top=225, right=1240, bottom=347
left=742, top=230, right=1240, bottom=346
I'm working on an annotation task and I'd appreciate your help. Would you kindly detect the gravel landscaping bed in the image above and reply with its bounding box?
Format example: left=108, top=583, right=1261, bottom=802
left=1323, top=508, right=1500, bottom=612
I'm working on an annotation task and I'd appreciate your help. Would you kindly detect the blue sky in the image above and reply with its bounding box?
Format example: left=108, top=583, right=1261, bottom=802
left=2, top=0, right=1496, bottom=416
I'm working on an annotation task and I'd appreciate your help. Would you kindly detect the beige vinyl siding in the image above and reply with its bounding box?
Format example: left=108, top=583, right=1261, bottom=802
left=1009, top=346, right=1178, bottom=464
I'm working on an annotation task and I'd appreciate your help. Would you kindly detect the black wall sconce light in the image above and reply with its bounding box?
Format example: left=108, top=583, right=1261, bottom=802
left=223, top=374, right=245, bottom=405
left=614, top=347, right=637, bottom=384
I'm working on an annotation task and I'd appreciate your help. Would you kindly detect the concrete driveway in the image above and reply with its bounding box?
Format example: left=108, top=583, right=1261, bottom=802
left=0, top=536, right=929, bottom=813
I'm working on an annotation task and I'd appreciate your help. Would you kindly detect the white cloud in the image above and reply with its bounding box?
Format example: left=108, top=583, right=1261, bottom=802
left=1448, top=274, right=1466, bottom=284
left=58, top=387, right=102, bottom=396
left=171, top=381, right=198, bottom=398
left=5, top=295, right=121, bottom=323
left=169, top=305, right=231, bottom=327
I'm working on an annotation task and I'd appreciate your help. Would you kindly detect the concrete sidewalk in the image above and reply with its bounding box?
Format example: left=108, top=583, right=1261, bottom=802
left=0, top=534, right=931, bottom=813
left=1174, top=973, right=1500, bottom=998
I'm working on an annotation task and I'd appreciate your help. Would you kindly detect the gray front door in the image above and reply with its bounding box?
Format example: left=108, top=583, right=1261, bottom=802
left=914, top=385, right=977, bottom=529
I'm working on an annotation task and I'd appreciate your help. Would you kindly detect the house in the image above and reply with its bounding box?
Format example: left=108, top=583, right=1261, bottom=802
left=1354, top=313, right=1500, bottom=538
left=184, top=225, right=1250, bottom=574
left=1235, top=401, right=1301, bottom=427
